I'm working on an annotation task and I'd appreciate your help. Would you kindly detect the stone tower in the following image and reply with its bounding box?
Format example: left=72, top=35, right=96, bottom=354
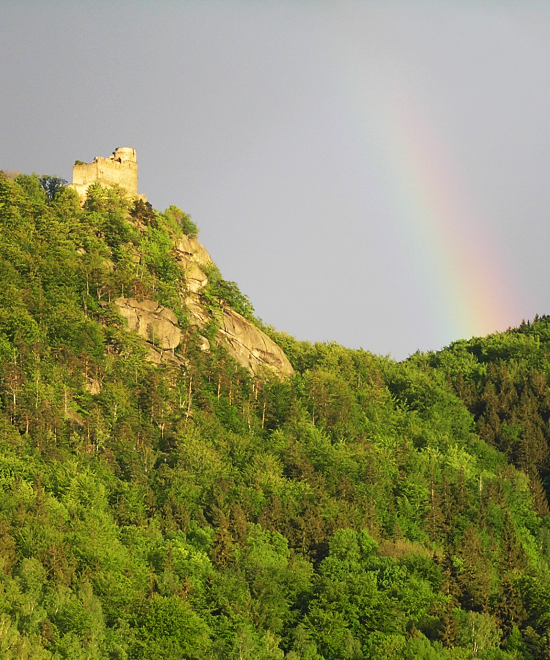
left=69, top=147, right=144, bottom=202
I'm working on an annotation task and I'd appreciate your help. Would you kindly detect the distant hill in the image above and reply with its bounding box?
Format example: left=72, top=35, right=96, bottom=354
left=0, top=170, right=549, bottom=659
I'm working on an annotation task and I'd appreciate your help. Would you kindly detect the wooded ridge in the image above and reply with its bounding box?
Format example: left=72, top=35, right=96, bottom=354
left=0, top=171, right=549, bottom=659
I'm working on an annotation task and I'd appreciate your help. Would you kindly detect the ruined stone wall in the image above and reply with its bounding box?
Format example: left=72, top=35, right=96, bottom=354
left=69, top=147, right=140, bottom=201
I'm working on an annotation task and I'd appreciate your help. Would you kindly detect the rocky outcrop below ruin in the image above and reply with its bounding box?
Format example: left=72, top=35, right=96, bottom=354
left=113, top=235, right=293, bottom=377
left=175, top=235, right=213, bottom=268
left=115, top=294, right=293, bottom=377
left=175, top=235, right=212, bottom=292
left=219, top=307, right=294, bottom=376
left=175, top=236, right=294, bottom=376
left=114, top=298, right=183, bottom=350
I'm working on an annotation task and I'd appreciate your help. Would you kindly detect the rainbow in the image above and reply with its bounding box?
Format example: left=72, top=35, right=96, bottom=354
left=338, top=49, right=520, bottom=347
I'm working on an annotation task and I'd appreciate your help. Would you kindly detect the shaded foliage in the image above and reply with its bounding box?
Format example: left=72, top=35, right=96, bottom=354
left=39, top=174, right=68, bottom=200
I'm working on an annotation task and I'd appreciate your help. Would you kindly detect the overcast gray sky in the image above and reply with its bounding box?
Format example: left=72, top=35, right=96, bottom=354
left=2, top=1, right=550, bottom=359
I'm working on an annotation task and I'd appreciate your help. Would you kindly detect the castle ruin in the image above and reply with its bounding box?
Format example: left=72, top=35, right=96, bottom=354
left=69, top=147, right=145, bottom=202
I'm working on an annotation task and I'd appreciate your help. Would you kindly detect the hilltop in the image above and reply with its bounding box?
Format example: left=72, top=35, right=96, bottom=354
left=0, top=169, right=550, bottom=659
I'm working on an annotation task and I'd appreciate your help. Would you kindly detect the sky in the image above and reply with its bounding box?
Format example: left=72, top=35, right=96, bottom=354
left=2, top=1, right=550, bottom=360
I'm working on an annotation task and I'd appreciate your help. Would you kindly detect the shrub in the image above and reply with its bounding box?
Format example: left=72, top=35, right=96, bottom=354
left=164, top=205, right=198, bottom=238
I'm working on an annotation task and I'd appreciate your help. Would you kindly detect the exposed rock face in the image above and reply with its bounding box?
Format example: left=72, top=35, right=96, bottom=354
left=183, top=262, right=209, bottom=294
left=114, top=236, right=293, bottom=377
left=175, top=235, right=213, bottom=267
left=175, top=235, right=212, bottom=294
left=114, top=298, right=182, bottom=350
left=177, top=236, right=293, bottom=376
left=184, top=296, right=293, bottom=376
left=219, top=308, right=294, bottom=376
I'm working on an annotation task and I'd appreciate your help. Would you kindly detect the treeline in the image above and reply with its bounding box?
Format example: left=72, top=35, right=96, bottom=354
left=0, top=171, right=550, bottom=659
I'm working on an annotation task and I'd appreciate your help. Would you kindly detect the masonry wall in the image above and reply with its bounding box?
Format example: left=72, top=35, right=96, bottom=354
left=69, top=147, right=140, bottom=201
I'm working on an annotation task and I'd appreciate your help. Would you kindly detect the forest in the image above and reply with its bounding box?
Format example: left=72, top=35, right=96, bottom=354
left=1, top=170, right=550, bottom=659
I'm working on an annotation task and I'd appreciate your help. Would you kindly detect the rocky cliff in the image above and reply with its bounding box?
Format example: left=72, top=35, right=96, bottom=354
left=115, top=232, right=293, bottom=377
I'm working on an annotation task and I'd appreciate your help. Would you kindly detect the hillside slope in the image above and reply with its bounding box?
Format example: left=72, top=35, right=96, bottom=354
left=0, top=172, right=549, bottom=659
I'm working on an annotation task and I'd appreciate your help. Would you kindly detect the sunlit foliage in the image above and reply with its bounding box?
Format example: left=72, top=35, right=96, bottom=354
left=0, top=170, right=549, bottom=658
